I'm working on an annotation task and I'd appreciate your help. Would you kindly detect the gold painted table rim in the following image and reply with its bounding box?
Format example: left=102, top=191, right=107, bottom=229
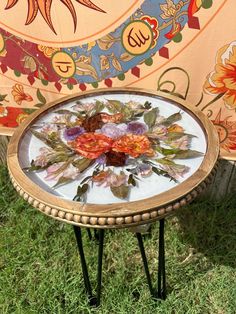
left=7, top=88, right=219, bottom=229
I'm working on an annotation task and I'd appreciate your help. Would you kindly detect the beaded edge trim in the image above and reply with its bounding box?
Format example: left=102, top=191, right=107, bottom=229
left=9, top=163, right=218, bottom=228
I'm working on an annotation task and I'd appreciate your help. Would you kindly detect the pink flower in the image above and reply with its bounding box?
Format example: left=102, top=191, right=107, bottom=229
left=45, top=162, right=79, bottom=181
left=137, top=164, right=152, bottom=177
left=34, top=147, right=54, bottom=167
left=72, top=102, right=96, bottom=112
left=170, top=135, right=189, bottom=150
left=161, top=163, right=189, bottom=180
left=148, top=125, right=167, bottom=139
left=92, top=170, right=127, bottom=187
left=41, top=123, right=58, bottom=135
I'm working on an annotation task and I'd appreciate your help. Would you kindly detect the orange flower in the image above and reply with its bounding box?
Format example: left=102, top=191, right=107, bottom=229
left=11, top=84, right=33, bottom=105
left=212, top=109, right=236, bottom=152
left=204, top=42, right=236, bottom=109
left=112, top=134, right=154, bottom=158
left=72, top=133, right=113, bottom=159
left=168, top=124, right=184, bottom=133
left=100, top=113, right=123, bottom=123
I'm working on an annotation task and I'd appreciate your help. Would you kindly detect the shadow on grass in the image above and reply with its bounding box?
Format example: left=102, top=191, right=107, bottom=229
left=176, top=195, right=236, bottom=268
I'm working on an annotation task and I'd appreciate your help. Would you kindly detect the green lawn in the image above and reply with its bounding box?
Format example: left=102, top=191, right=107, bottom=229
left=0, top=164, right=236, bottom=314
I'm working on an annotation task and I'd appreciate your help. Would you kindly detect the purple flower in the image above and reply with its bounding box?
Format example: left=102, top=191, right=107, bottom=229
left=64, top=126, right=85, bottom=141
left=96, top=154, right=107, bottom=165
left=127, top=121, right=148, bottom=135
left=137, top=164, right=152, bottom=177
left=98, top=123, right=127, bottom=139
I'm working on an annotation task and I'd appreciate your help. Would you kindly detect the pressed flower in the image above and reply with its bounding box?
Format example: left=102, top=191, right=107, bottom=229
left=112, top=134, right=154, bottom=158
left=148, top=125, right=167, bottom=139
left=127, top=121, right=148, bottom=135
left=41, top=123, right=58, bottom=135
left=92, top=170, right=127, bottom=187
left=34, top=147, right=54, bottom=167
left=105, top=151, right=126, bottom=167
left=137, top=164, right=152, bottom=177
left=11, top=84, right=33, bottom=105
left=160, top=163, right=189, bottom=180
left=72, top=133, right=113, bottom=159
left=82, top=113, right=104, bottom=132
left=168, top=124, right=184, bottom=133
left=98, top=123, right=127, bottom=139
left=126, top=101, right=143, bottom=110
left=72, top=102, right=96, bottom=113
left=100, top=113, right=123, bottom=123
left=64, top=126, right=85, bottom=141
left=45, top=162, right=79, bottom=181
left=96, top=154, right=107, bottom=165
left=169, top=135, right=189, bottom=150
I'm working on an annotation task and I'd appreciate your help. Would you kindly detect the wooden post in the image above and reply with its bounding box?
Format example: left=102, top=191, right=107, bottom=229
left=0, top=135, right=9, bottom=165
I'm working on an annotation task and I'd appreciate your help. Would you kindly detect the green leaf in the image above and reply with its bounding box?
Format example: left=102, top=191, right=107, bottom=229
left=143, top=101, right=152, bottom=109
left=152, top=165, right=177, bottom=183
left=73, top=183, right=89, bottom=202
left=128, top=174, right=136, bottom=186
left=155, top=146, right=180, bottom=155
left=54, top=109, right=82, bottom=118
left=80, top=175, right=92, bottom=185
left=162, top=112, right=182, bottom=126
left=110, top=184, right=129, bottom=199
left=36, top=89, right=46, bottom=105
left=53, top=176, right=72, bottom=188
left=72, top=158, right=93, bottom=172
left=34, top=103, right=44, bottom=108
left=166, top=132, right=196, bottom=141
left=106, top=99, right=123, bottom=113
left=0, top=94, right=8, bottom=102
left=144, top=108, right=158, bottom=129
left=95, top=100, right=105, bottom=113
left=174, top=150, right=204, bottom=159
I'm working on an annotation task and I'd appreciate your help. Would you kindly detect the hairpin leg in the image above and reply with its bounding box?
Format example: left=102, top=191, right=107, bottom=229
left=73, top=226, right=105, bottom=307
left=157, top=218, right=166, bottom=299
left=136, top=232, right=155, bottom=297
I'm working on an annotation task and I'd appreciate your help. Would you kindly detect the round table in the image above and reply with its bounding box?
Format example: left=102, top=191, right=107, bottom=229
left=7, top=88, right=219, bottom=307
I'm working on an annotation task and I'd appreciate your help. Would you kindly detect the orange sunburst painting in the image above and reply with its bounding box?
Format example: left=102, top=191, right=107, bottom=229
left=5, top=0, right=106, bottom=34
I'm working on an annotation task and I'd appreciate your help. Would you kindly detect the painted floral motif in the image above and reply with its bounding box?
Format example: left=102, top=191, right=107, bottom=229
left=204, top=42, right=236, bottom=110
left=38, top=45, right=60, bottom=58
left=11, top=84, right=33, bottom=105
left=27, top=98, right=203, bottom=201
left=212, top=109, right=236, bottom=152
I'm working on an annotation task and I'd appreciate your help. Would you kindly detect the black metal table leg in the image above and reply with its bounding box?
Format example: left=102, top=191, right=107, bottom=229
left=96, top=229, right=104, bottom=307
left=136, top=232, right=155, bottom=297
left=73, top=226, right=105, bottom=307
left=136, top=218, right=167, bottom=301
left=157, top=218, right=166, bottom=299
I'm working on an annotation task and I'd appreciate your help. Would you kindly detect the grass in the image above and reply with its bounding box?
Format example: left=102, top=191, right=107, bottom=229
left=0, top=164, right=236, bottom=314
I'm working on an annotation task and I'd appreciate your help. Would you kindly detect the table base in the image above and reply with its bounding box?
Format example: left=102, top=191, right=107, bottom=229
left=73, top=219, right=166, bottom=307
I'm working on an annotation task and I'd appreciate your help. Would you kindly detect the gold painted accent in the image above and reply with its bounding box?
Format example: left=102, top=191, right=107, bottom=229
left=51, top=51, right=76, bottom=78
left=122, top=20, right=153, bottom=55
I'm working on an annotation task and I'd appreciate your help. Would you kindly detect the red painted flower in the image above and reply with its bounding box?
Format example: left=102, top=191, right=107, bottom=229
left=0, top=107, right=24, bottom=127
left=72, top=133, right=113, bottom=159
left=112, top=134, right=154, bottom=158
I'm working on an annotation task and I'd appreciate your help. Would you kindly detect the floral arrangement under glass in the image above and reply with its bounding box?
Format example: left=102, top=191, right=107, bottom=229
left=26, top=98, right=203, bottom=201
